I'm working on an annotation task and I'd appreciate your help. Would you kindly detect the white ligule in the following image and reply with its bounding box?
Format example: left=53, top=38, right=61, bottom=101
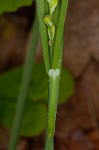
left=49, top=69, right=60, bottom=77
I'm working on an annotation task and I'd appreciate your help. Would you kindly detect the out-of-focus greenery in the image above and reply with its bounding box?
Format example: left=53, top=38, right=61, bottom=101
left=0, top=62, right=75, bottom=137
left=0, top=0, right=33, bottom=14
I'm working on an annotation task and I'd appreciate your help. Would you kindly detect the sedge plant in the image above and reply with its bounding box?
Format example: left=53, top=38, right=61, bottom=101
left=6, top=0, right=68, bottom=149
left=36, top=0, right=68, bottom=149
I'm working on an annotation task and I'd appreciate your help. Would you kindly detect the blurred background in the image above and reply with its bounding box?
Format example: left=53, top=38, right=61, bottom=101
left=0, top=0, right=99, bottom=150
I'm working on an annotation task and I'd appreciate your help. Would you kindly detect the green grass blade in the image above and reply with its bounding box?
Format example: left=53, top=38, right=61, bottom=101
left=52, top=0, right=68, bottom=69
left=36, top=0, right=50, bottom=73
left=45, top=75, right=60, bottom=150
left=45, top=134, right=54, bottom=150
left=8, top=17, right=39, bottom=150
left=58, top=36, right=64, bottom=71
left=44, top=1, right=68, bottom=149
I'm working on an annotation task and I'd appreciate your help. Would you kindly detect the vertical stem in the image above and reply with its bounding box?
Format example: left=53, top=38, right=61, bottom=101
left=45, top=37, right=63, bottom=150
left=52, top=0, right=68, bottom=69
left=45, top=76, right=60, bottom=150
left=36, top=1, right=68, bottom=150
left=8, top=17, right=39, bottom=150
left=36, top=0, right=50, bottom=73
left=49, top=44, right=53, bottom=68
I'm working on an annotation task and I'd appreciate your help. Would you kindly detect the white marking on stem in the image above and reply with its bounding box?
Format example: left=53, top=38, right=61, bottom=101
left=49, top=69, right=60, bottom=77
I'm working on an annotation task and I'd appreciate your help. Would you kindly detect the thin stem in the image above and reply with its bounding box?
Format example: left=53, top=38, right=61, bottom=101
left=36, top=0, right=50, bottom=73
left=45, top=76, right=60, bottom=150
left=52, top=0, right=68, bottom=69
left=58, top=36, right=64, bottom=71
left=49, top=43, right=53, bottom=68
left=44, top=1, right=67, bottom=149
left=8, top=17, right=39, bottom=150
left=36, top=1, right=68, bottom=150
left=45, top=39, right=63, bottom=150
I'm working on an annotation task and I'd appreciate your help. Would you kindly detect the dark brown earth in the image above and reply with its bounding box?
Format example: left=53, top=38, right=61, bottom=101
left=1, top=0, right=99, bottom=149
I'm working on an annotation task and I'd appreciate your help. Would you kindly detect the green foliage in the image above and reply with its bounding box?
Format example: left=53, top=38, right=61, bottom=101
left=0, top=62, right=74, bottom=137
left=0, top=0, right=33, bottom=14
left=2, top=101, right=46, bottom=137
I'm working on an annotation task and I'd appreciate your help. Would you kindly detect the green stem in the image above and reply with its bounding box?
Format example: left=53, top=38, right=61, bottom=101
left=45, top=38, right=63, bottom=150
left=59, top=36, right=64, bottom=71
left=45, top=76, right=60, bottom=150
left=52, top=0, right=68, bottom=69
left=49, top=44, right=53, bottom=68
left=36, top=0, right=50, bottom=73
left=36, top=1, right=68, bottom=150
left=8, top=17, right=39, bottom=150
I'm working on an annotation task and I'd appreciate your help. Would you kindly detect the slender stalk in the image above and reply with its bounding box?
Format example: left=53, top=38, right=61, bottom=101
left=45, top=75, right=60, bottom=150
left=44, top=1, right=68, bottom=149
left=45, top=38, right=63, bottom=150
left=36, top=0, right=68, bottom=150
left=52, top=0, right=68, bottom=69
left=36, top=0, right=50, bottom=73
left=8, top=17, right=39, bottom=150
left=49, top=44, right=53, bottom=68
left=58, top=36, right=64, bottom=71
